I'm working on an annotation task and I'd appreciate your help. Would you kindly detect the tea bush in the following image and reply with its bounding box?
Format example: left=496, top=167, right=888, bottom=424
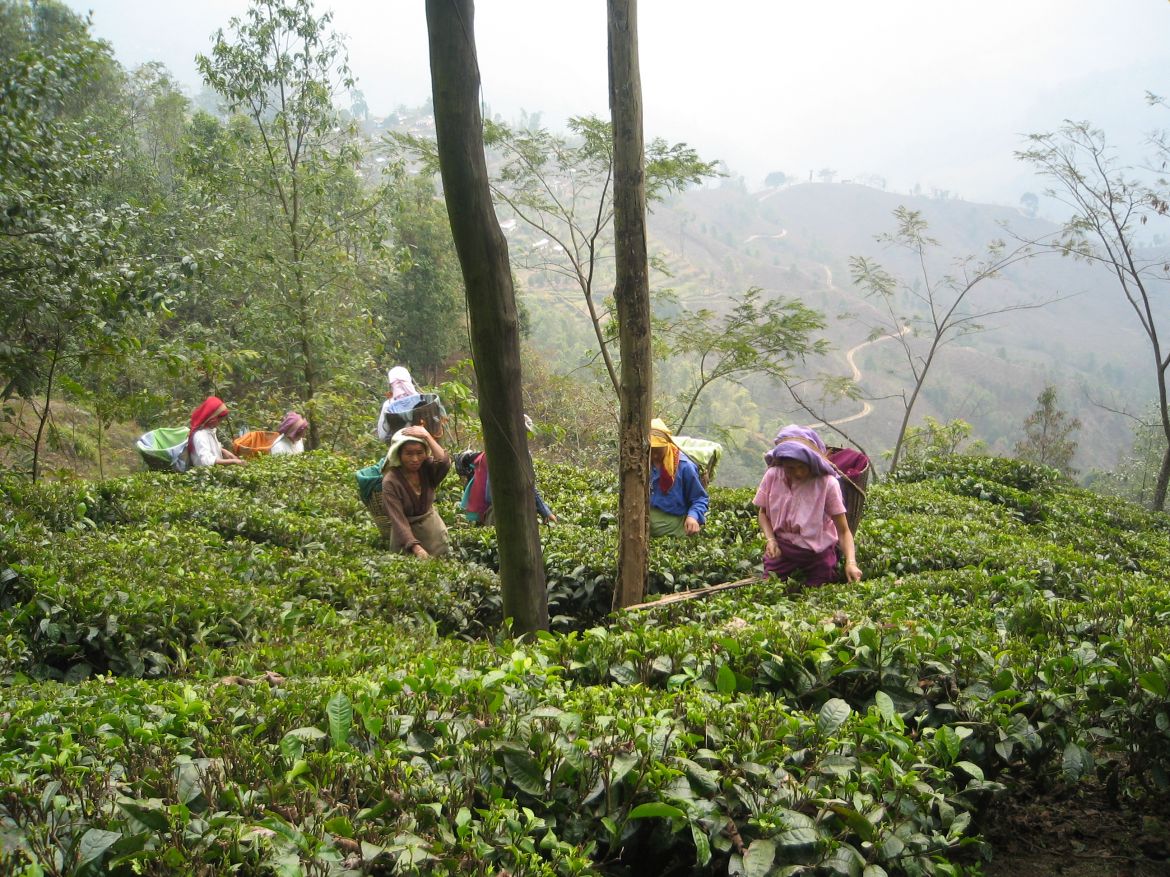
left=1, top=452, right=1169, bottom=875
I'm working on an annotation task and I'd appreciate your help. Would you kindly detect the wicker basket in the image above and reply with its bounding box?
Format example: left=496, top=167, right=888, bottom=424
left=828, top=447, right=869, bottom=535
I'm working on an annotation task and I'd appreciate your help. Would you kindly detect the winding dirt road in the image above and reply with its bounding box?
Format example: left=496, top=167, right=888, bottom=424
left=807, top=326, right=909, bottom=430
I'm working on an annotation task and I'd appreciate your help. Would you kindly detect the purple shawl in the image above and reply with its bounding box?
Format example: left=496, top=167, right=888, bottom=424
left=764, top=424, right=835, bottom=476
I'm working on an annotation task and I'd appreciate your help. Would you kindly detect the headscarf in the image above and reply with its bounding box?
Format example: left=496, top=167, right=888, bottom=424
left=381, top=427, right=428, bottom=470
left=278, top=411, right=308, bottom=438
left=188, top=396, right=227, bottom=456
left=649, top=417, right=681, bottom=493
left=764, top=424, right=835, bottom=477
left=387, top=366, right=417, bottom=401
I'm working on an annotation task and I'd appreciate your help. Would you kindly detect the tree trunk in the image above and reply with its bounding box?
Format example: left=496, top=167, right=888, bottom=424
left=608, top=0, right=652, bottom=610
left=31, top=333, right=63, bottom=484
left=426, top=0, right=548, bottom=634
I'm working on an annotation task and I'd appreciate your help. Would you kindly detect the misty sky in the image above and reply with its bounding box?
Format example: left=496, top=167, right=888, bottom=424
left=65, top=0, right=1170, bottom=206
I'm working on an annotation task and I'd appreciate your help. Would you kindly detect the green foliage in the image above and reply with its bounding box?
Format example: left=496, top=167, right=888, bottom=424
left=382, top=174, right=468, bottom=379
left=896, top=417, right=985, bottom=468
left=1085, top=404, right=1166, bottom=508
left=1014, top=384, right=1080, bottom=477
left=658, top=286, right=829, bottom=433
left=3, top=451, right=1170, bottom=874
left=194, top=0, right=391, bottom=448
left=0, top=1, right=191, bottom=479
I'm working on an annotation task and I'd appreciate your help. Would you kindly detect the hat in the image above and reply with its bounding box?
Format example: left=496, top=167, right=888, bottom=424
left=381, top=428, right=428, bottom=470
left=649, top=417, right=675, bottom=448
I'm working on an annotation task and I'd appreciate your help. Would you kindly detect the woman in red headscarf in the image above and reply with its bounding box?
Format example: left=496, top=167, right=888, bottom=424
left=187, top=396, right=244, bottom=467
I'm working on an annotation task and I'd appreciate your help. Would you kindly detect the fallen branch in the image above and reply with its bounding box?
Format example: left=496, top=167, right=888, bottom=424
left=623, top=577, right=760, bottom=611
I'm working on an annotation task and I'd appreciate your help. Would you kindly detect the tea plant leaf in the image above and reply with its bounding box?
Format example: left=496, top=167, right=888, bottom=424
left=1062, top=743, right=1093, bottom=782
left=716, top=662, right=737, bottom=695
left=954, top=760, right=984, bottom=781
left=776, top=825, right=818, bottom=851
left=503, top=749, right=547, bottom=796
left=818, top=697, right=851, bottom=736
left=823, top=842, right=864, bottom=876
left=743, top=838, right=777, bottom=877
left=327, top=691, right=352, bottom=751
left=874, top=690, right=896, bottom=723
left=118, top=800, right=169, bottom=832
left=692, top=822, right=712, bottom=867
left=628, top=802, right=686, bottom=822
left=77, top=828, right=122, bottom=866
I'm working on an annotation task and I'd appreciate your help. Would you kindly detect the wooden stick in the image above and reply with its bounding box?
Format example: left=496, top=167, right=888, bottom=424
left=624, top=577, right=761, bottom=611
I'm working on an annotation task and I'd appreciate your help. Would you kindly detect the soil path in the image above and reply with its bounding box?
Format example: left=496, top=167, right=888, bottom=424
left=806, top=326, right=909, bottom=429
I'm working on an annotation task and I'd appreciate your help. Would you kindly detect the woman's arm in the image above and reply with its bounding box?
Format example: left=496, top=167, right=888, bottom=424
left=403, top=425, right=448, bottom=464
left=757, top=508, right=780, bottom=559
left=832, top=513, right=861, bottom=582
left=218, top=446, right=244, bottom=465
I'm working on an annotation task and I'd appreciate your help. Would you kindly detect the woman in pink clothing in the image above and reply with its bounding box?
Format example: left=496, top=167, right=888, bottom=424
left=754, top=425, right=862, bottom=588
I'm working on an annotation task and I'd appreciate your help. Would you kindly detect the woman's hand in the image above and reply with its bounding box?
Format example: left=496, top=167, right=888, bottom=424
left=844, top=561, right=862, bottom=582
left=764, top=537, right=780, bottom=559
left=684, top=515, right=701, bottom=535
left=411, top=544, right=430, bottom=560
left=402, top=425, right=431, bottom=440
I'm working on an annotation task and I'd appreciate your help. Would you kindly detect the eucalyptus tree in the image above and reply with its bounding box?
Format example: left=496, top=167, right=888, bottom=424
left=608, top=0, right=653, bottom=610
left=198, top=0, right=388, bottom=449
left=1018, top=117, right=1170, bottom=508
left=425, top=0, right=547, bottom=635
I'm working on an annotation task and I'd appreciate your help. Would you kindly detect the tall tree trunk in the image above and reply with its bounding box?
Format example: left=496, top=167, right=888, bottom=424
left=608, top=0, right=652, bottom=610
left=1154, top=435, right=1170, bottom=512
left=31, top=333, right=63, bottom=484
left=426, top=0, right=548, bottom=634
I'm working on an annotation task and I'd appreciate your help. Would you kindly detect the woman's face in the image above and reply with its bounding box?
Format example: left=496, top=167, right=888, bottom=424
left=650, top=446, right=666, bottom=467
left=399, top=441, right=428, bottom=472
left=780, top=459, right=811, bottom=482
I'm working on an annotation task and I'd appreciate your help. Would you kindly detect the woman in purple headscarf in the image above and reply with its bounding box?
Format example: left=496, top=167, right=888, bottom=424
left=271, top=412, right=308, bottom=456
left=753, top=425, right=861, bottom=588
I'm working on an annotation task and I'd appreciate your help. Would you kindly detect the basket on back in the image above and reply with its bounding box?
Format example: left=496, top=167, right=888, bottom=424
left=233, top=430, right=280, bottom=459
left=135, top=426, right=191, bottom=472
left=673, top=435, right=723, bottom=487
left=381, top=393, right=447, bottom=440
left=828, top=447, right=869, bottom=535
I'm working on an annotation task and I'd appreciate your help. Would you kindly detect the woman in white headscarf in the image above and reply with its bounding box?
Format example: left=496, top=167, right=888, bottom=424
left=376, top=366, right=420, bottom=442
left=379, top=425, right=450, bottom=558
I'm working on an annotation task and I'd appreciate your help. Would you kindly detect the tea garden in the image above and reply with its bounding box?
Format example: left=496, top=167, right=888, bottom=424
left=1, top=452, right=1168, bottom=875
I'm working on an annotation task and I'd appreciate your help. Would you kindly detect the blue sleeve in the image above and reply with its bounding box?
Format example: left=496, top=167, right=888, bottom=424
left=681, top=462, right=709, bottom=523
left=534, top=488, right=553, bottom=520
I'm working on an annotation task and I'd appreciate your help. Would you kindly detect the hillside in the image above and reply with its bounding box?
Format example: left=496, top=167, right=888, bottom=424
left=1, top=452, right=1169, bottom=874
left=518, top=179, right=1155, bottom=478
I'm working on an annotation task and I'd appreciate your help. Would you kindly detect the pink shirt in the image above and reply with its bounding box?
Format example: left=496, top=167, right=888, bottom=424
left=753, top=467, right=846, bottom=554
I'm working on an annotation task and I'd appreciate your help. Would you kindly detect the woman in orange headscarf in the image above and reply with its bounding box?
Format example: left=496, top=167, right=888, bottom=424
left=649, top=418, right=708, bottom=537
left=187, top=396, right=245, bottom=467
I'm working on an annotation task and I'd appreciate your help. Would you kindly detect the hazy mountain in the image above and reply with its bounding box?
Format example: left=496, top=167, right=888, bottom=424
left=521, top=179, right=1155, bottom=475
